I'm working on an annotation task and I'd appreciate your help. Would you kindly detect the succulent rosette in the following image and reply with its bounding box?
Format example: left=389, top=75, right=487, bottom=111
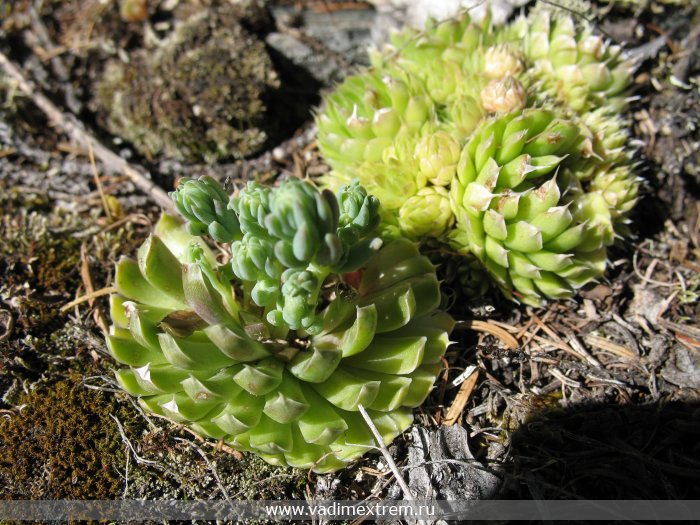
left=506, top=10, right=634, bottom=115
left=449, top=109, right=611, bottom=306
left=567, top=163, right=641, bottom=244
left=398, top=186, right=455, bottom=239
left=316, top=70, right=435, bottom=212
left=106, top=177, right=452, bottom=472
left=316, top=9, right=639, bottom=305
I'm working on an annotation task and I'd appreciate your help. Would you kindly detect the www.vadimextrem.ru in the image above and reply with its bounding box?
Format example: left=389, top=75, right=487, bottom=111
left=264, top=501, right=436, bottom=519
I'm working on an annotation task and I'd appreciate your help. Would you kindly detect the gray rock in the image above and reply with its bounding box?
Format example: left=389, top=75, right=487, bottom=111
left=406, top=425, right=500, bottom=500
left=661, top=345, right=700, bottom=389
left=267, top=6, right=375, bottom=85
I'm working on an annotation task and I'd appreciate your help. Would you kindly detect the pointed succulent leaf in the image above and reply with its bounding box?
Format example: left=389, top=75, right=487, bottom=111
left=233, top=357, right=284, bottom=396
left=263, top=373, right=310, bottom=423
left=107, top=330, right=168, bottom=367
left=344, top=335, right=426, bottom=375
left=157, top=393, right=222, bottom=423
left=248, top=415, right=293, bottom=454
left=137, top=235, right=186, bottom=303
left=288, top=345, right=343, bottom=383
left=158, top=331, right=238, bottom=371
left=211, top=392, right=265, bottom=435
left=312, top=368, right=380, bottom=411
left=203, top=324, right=270, bottom=362
left=115, top=258, right=187, bottom=310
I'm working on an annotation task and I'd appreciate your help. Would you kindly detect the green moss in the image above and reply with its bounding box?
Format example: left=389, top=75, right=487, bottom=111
left=0, top=378, right=141, bottom=499
left=0, top=191, right=83, bottom=318
left=0, top=367, right=308, bottom=501
left=95, top=7, right=280, bottom=163
left=0, top=182, right=145, bottom=405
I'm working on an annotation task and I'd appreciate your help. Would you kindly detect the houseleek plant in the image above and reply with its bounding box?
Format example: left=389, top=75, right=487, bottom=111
left=316, top=8, right=639, bottom=305
left=106, top=177, right=452, bottom=472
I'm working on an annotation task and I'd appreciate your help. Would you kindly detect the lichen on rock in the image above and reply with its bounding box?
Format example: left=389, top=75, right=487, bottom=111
left=95, top=7, right=281, bottom=163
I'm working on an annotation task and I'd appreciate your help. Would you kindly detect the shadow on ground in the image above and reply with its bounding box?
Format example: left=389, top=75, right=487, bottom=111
left=498, top=400, right=700, bottom=500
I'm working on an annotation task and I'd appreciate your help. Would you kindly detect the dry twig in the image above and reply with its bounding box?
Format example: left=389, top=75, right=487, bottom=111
left=60, top=286, right=117, bottom=312
left=443, top=369, right=479, bottom=426
left=456, top=319, right=520, bottom=349
left=0, top=50, right=174, bottom=211
left=357, top=404, right=415, bottom=502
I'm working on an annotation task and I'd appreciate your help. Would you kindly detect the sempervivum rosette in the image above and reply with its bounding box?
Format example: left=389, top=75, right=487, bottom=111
left=507, top=10, right=634, bottom=115
left=106, top=177, right=452, bottom=472
left=371, top=14, right=526, bottom=128
left=316, top=70, right=438, bottom=215
left=449, top=109, right=610, bottom=306
left=315, top=8, right=640, bottom=306
left=503, top=10, right=636, bottom=173
left=568, top=163, right=641, bottom=245
left=316, top=70, right=463, bottom=240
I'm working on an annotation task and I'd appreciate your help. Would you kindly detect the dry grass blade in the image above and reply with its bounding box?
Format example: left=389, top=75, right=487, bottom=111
left=443, top=370, right=479, bottom=426
left=88, top=141, right=112, bottom=221
left=549, top=368, right=582, bottom=388
left=79, top=241, right=109, bottom=334
left=585, top=334, right=639, bottom=361
left=60, top=286, right=117, bottom=312
left=357, top=404, right=416, bottom=503
left=655, top=317, right=700, bottom=341
left=0, top=148, right=17, bottom=158
left=458, top=319, right=520, bottom=349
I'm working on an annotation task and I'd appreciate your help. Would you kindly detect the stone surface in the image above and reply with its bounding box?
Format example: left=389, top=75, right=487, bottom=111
left=406, top=425, right=501, bottom=500
left=268, top=6, right=375, bottom=85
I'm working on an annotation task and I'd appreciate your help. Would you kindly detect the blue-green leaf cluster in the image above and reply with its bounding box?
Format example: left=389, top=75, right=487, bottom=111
left=171, top=176, right=241, bottom=243
left=171, top=177, right=385, bottom=333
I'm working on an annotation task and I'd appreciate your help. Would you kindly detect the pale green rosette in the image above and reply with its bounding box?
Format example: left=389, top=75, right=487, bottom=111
left=315, top=9, right=639, bottom=305
left=506, top=10, right=634, bottom=115
left=107, top=179, right=452, bottom=473
left=399, top=187, right=454, bottom=239
left=316, top=70, right=434, bottom=198
left=450, top=109, right=610, bottom=306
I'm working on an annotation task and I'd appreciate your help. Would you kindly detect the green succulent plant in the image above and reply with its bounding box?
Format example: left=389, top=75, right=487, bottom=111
left=316, top=70, right=436, bottom=210
left=316, top=8, right=639, bottom=305
left=449, top=108, right=616, bottom=306
left=105, top=177, right=452, bottom=472
left=506, top=10, right=634, bottom=115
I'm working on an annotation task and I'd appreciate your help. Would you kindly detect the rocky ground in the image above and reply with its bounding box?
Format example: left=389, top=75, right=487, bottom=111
left=0, top=0, right=698, bottom=512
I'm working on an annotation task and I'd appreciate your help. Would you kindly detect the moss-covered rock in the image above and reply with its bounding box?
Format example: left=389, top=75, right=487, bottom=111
left=95, top=7, right=281, bottom=163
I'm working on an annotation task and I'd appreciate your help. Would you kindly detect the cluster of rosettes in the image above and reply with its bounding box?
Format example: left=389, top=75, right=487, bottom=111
left=316, top=8, right=640, bottom=306
left=174, top=177, right=382, bottom=334
left=108, top=178, right=453, bottom=471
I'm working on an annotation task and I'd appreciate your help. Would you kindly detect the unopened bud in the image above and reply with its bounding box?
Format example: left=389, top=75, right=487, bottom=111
left=415, top=131, right=461, bottom=186
left=484, top=46, right=523, bottom=79
left=398, top=186, right=454, bottom=238
left=480, top=77, right=527, bottom=114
